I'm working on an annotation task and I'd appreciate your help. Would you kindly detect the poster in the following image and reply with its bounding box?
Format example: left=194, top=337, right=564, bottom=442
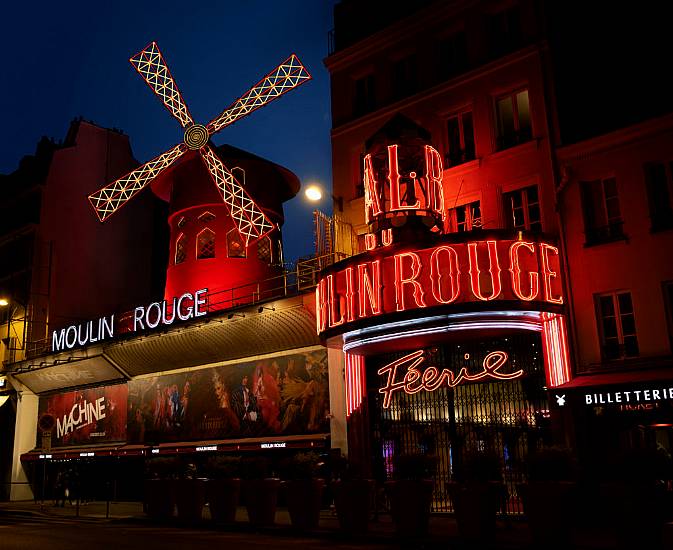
left=37, top=384, right=128, bottom=447
left=127, top=349, right=329, bottom=444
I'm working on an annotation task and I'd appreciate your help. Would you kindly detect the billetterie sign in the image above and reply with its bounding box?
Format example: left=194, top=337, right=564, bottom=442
left=51, top=288, right=208, bottom=352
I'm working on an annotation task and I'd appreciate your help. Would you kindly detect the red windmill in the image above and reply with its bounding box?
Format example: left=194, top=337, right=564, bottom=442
left=88, top=42, right=310, bottom=304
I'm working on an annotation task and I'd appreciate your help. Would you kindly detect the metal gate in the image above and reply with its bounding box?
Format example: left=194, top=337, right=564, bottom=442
left=367, top=332, right=551, bottom=514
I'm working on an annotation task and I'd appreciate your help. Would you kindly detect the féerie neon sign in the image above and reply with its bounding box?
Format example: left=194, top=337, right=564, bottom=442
left=377, top=349, right=523, bottom=408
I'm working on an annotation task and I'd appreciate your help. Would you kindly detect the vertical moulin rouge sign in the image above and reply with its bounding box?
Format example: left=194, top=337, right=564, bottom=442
left=38, top=385, right=128, bottom=447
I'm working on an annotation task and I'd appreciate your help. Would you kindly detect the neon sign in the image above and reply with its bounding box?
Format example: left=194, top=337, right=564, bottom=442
left=377, top=349, right=523, bottom=408
left=51, top=288, right=208, bottom=352
left=316, top=238, right=563, bottom=336
left=363, top=144, right=445, bottom=226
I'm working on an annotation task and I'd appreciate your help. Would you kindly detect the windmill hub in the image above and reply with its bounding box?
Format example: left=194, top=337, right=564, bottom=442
left=184, top=124, right=209, bottom=150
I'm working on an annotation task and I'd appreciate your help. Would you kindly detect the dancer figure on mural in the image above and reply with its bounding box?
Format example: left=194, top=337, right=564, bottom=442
left=253, top=363, right=281, bottom=432
left=231, top=374, right=259, bottom=433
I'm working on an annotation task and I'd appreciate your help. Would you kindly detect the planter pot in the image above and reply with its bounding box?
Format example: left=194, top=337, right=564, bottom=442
left=283, top=478, right=325, bottom=530
left=208, top=478, right=241, bottom=524
left=447, top=481, right=503, bottom=542
left=518, top=481, right=576, bottom=548
left=333, top=479, right=374, bottom=534
left=243, top=478, right=280, bottom=526
left=385, top=479, right=433, bottom=537
left=175, top=479, right=207, bottom=522
left=144, top=479, right=175, bottom=519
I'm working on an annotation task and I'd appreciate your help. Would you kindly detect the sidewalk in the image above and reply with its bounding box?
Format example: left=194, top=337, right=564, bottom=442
left=0, top=500, right=619, bottom=549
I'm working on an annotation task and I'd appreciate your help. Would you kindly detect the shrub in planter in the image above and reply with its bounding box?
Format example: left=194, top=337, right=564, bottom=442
left=240, top=456, right=280, bottom=527
left=385, top=453, right=435, bottom=537
left=518, top=446, right=577, bottom=548
left=332, top=457, right=374, bottom=535
left=144, top=457, right=178, bottom=519
left=280, top=452, right=325, bottom=531
left=175, top=462, right=207, bottom=523
left=205, top=456, right=241, bottom=524
left=447, top=450, right=504, bottom=543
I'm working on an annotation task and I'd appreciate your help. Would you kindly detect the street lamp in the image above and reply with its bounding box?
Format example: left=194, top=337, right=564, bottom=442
left=304, top=184, right=343, bottom=212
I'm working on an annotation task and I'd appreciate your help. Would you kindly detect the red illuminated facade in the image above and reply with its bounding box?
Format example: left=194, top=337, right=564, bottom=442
left=322, top=0, right=673, bottom=514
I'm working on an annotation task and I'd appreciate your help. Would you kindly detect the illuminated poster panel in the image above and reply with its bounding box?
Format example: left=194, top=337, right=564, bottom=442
left=37, top=385, right=128, bottom=447
left=127, top=349, right=329, bottom=444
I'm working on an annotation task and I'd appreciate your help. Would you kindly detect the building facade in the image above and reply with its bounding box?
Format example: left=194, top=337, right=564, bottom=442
left=320, top=0, right=673, bottom=513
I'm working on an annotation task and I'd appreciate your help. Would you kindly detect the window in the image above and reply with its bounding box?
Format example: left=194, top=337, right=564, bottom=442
left=198, top=211, right=216, bottom=224
left=439, top=32, right=468, bottom=79
left=663, top=282, right=673, bottom=352
left=174, top=233, right=186, bottom=265
left=644, top=162, right=673, bottom=231
left=580, top=177, right=625, bottom=245
left=196, top=228, right=216, bottom=259
left=446, top=111, right=476, bottom=167
left=488, top=6, right=523, bottom=57
left=227, top=229, right=246, bottom=258
left=503, top=185, right=541, bottom=232
left=257, top=236, right=272, bottom=263
left=495, top=89, right=532, bottom=150
left=391, top=55, right=417, bottom=101
left=450, top=200, right=482, bottom=232
left=596, top=292, right=639, bottom=360
left=353, top=74, right=376, bottom=116
left=355, top=152, right=366, bottom=198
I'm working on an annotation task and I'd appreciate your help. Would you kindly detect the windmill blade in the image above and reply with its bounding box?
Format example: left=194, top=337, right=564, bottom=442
left=88, top=144, right=187, bottom=222
left=129, top=41, right=194, bottom=128
left=206, top=54, right=311, bottom=135
left=200, top=144, right=274, bottom=245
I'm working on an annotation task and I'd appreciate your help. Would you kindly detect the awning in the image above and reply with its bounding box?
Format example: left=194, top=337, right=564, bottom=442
left=556, top=368, right=673, bottom=389
left=20, top=433, right=330, bottom=462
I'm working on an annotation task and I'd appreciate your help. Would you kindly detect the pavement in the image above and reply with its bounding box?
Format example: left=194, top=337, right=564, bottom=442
left=0, top=499, right=626, bottom=549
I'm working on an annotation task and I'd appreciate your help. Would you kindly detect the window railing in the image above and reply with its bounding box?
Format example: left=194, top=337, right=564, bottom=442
left=585, top=221, right=626, bottom=246
left=496, top=128, right=532, bottom=151
left=445, top=148, right=476, bottom=168
left=22, top=253, right=349, bottom=360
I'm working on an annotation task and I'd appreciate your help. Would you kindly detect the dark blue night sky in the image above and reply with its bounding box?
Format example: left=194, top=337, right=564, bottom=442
left=2, top=0, right=336, bottom=262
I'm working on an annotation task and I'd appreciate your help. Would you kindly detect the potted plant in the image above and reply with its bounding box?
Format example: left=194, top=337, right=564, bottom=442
left=518, top=446, right=577, bottom=548
left=175, top=461, right=207, bottom=523
left=240, top=456, right=280, bottom=526
left=205, top=455, right=241, bottom=524
left=332, top=456, right=375, bottom=534
left=280, top=452, right=325, bottom=530
left=144, top=456, right=178, bottom=520
left=385, top=453, right=435, bottom=537
left=447, top=450, right=504, bottom=543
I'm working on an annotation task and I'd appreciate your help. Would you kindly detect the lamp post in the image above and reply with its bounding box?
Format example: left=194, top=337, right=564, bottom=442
left=0, top=297, right=27, bottom=365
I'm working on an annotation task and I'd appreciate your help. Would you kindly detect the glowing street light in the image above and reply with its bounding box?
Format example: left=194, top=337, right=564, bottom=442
left=0, top=299, right=9, bottom=307
left=304, top=184, right=342, bottom=211
left=304, top=185, right=323, bottom=202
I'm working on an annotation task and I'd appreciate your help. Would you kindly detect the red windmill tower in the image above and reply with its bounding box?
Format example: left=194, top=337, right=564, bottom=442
left=88, top=42, right=310, bottom=305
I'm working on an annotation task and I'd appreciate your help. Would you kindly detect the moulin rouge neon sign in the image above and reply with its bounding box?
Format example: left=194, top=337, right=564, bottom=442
left=363, top=144, right=445, bottom=225
left=316, top=238, right=563, bottom=335
left=377, top=349, right=523, bottom=408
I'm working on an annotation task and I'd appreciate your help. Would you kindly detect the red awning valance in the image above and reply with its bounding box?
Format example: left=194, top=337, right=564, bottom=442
left=557, top=368, right=673, bottom=389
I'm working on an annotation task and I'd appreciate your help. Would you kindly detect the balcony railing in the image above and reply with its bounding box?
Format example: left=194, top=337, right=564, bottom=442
left=22, top=253, right=347, bottom=360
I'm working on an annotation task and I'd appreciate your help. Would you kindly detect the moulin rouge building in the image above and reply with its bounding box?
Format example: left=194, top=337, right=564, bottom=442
left=1, top=43, right=334, bottom=502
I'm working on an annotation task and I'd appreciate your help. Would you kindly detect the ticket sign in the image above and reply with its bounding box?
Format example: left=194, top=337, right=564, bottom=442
left=316, top=236, right=564, bottom=337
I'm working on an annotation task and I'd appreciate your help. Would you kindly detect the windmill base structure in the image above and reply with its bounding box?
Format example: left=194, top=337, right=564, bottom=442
left=151, top=143, right=300, bottom=306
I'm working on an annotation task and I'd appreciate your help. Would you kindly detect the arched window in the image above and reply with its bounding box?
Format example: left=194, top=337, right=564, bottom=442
left=257, top=236, right=272, bottom=263
left=198, top=211, right=216, bottom=224
left=175, top=233, right=186, bottom=265
left=227, top=229, right=246, bottom=258
left=196, top=228, right=216, bottom=259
